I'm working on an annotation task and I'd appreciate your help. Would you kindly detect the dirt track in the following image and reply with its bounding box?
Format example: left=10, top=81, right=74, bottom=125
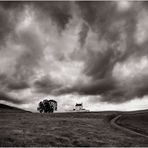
left=111, top=114, right=148, bottom=138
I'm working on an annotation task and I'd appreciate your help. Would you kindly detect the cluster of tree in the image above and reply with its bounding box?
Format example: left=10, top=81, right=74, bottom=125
left=37, top=99, right=57, bottom=113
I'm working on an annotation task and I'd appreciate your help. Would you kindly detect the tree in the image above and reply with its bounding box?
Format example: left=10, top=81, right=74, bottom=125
left=37, top=99, right=57, bottom=113
left=37, top=101, right=44, bottom=113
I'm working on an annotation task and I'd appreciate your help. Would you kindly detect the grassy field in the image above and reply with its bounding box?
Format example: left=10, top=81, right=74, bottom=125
left=116, top=111, right=148, bottom=136
left=1, top=111, right=148, bottom=147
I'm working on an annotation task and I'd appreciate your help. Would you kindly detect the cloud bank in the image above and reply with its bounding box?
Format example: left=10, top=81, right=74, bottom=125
left=1, top=1, right=148, bottom=111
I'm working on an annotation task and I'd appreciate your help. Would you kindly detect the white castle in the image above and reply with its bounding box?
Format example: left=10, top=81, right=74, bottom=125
left=72, top=103, right=89, bottom=112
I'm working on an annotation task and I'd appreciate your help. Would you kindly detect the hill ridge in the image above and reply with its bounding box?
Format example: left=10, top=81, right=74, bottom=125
left=0, top=103, right=31, bottom=113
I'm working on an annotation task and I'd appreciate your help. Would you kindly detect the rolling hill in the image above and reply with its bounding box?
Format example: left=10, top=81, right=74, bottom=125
left=0, top=103, right=30, bottom=113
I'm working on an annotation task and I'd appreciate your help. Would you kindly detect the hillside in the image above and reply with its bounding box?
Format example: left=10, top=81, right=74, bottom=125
left=0, top=103, right=30, bottom=113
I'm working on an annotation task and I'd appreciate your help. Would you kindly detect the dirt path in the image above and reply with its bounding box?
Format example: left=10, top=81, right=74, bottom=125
left=111, top=114, right=148, bottom=138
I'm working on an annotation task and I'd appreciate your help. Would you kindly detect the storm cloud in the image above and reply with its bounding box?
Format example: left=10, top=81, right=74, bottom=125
left=1, top=1, right=148, bottom=111
left=0, top=91, right=25, bottom=104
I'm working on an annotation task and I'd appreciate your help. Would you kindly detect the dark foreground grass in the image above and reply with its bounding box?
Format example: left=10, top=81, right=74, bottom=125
left=117, top=111, right=148, bottom=136
left=0, top=112, right=148, bottom=147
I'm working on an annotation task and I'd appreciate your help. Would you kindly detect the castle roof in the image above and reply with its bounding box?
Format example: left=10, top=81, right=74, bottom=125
left=75, top=103, right=82, bottom=106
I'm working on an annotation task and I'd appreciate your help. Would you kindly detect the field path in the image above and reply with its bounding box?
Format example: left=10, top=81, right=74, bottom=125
left=111, top=114, right=148, bottom=138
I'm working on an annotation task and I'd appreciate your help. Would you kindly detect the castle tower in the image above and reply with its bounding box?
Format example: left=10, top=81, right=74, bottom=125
left=75, top=103, right=83, bottom=111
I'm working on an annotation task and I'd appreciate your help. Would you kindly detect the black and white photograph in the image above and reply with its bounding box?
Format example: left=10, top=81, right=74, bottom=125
left=1, top=0, right=148, bottom=147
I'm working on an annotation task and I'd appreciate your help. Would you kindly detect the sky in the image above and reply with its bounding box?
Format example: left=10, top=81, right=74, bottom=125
left=1, top=1, right=148, bottom=112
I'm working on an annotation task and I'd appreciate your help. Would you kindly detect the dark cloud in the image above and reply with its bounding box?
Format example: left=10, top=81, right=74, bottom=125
left=0, top=5, right=14, bottom=45
left=126, top=77, right=148, bottom=99
left=33, top=1, right=73, bottom=30
left=0, top=2, right=25, bottom=46
left=79, top=78, right=115, bottom=96
left=34, top=76, right=62, bottom=95
left=84, top=48, right=115, bottom=79
left=77, top=1, right=138, bottom=74
left=77, top=1, right=136, bottom=37
left=13, top=23, right=44, bottom=83
left=79, top=22, right=89, bottom=47
left=0, top=91, right=24, bottom=104
left=7, top=81, right=29, bottom=90
left=58, top=77, right=115, bottom=96
left=0, top=74, right=29, bottom=90
left=0, top=1, right=23, bottom=9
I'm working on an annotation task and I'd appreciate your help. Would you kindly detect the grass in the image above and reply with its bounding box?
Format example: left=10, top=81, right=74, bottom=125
left=0, top=111, right=148, bottom=146
left=116, top=111, right=148, bottom=136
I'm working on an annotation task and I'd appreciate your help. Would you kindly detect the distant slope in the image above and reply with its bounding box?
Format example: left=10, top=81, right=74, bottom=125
left=0, top=103, right=30, bottom=113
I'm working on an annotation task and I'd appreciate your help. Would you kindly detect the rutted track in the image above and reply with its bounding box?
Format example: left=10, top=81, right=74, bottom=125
left=111, top=114, right=148, bottom=138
